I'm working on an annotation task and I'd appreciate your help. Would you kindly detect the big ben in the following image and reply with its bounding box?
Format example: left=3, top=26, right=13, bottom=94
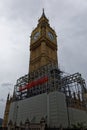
left=29, top=9, right=58, bottom=72
left=3, top=10, right=87, bottom=129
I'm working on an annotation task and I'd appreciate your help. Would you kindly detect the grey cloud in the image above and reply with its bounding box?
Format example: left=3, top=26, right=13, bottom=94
left=1, top=83, right=13, bottom=87
left=0, top=0, right=87, bottom=118
left=0, top=0, right=42, bottom=26
left=0, top=98, right=5, bottom=102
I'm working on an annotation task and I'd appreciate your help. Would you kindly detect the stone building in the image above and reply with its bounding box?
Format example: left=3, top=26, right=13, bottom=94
left=2, top=94, right=12, bottom=128
left=3, top=10, right=87, bottom=129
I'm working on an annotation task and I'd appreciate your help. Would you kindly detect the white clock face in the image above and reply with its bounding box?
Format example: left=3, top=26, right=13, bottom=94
left=47, top=31, right=54, bottom=41
left=33, top=32, right=40, bottom=40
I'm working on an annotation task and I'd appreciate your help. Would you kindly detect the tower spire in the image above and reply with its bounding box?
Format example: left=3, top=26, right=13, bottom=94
left=38, top=8, right=49, bottom=24
left=7, top=93, right=10, bottom=100
left=42, top=8, right=45, bottom=16
left=41, top=8, right=47, bottom=18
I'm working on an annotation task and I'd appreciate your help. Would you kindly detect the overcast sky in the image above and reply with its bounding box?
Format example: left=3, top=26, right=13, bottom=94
left=0, top=0, right=87, bottom=118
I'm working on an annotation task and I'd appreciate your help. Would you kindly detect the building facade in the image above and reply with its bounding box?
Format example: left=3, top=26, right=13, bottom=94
left=3, top=10, right=87, bottom=129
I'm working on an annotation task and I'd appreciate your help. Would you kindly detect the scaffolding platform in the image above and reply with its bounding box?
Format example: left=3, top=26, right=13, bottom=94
left=13, top=63, right=87, bottom=110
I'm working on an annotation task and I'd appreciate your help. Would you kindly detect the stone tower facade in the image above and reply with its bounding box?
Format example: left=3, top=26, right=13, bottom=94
left=29, top=10, right=58, bottom=72
left=2, top=94, right=12, bottom=127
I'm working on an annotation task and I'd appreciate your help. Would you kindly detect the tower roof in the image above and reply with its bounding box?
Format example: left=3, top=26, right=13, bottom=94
left=42, top=9, right=45, bottom=17
left=38, top=9, right=49, bottom=24
left=7, top=93, right=10, bottom=100
left=41, top=9, right=47, bottom=19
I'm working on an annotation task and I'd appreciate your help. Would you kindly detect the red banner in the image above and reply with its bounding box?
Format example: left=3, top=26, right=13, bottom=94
left=19, top=76, right=48, bottom=92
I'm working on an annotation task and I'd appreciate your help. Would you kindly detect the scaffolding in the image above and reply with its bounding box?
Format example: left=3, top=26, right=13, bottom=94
left=13, top=63, right=87, bottom=110
left=61, top=73, right=87, bottom=109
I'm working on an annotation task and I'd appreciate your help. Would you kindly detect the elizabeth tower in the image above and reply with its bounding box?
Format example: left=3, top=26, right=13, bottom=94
left=29, top=10, right=58, bottom=72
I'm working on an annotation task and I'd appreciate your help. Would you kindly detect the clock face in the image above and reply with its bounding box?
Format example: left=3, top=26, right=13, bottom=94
left=47, top=31, right=54, bottom=41
left=33, top=32, right=40, bottom=40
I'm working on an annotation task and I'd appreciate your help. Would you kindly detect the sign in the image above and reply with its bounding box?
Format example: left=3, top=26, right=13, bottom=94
left=19, top=76, right=48, bottom=92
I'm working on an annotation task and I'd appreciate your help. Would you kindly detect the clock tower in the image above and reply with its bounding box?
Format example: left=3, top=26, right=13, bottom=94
left=29, top=10, right=58, bottom=72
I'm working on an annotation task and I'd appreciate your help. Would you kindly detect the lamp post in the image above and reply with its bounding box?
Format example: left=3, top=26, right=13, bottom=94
left=25, top=118, right=30, bottom=130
